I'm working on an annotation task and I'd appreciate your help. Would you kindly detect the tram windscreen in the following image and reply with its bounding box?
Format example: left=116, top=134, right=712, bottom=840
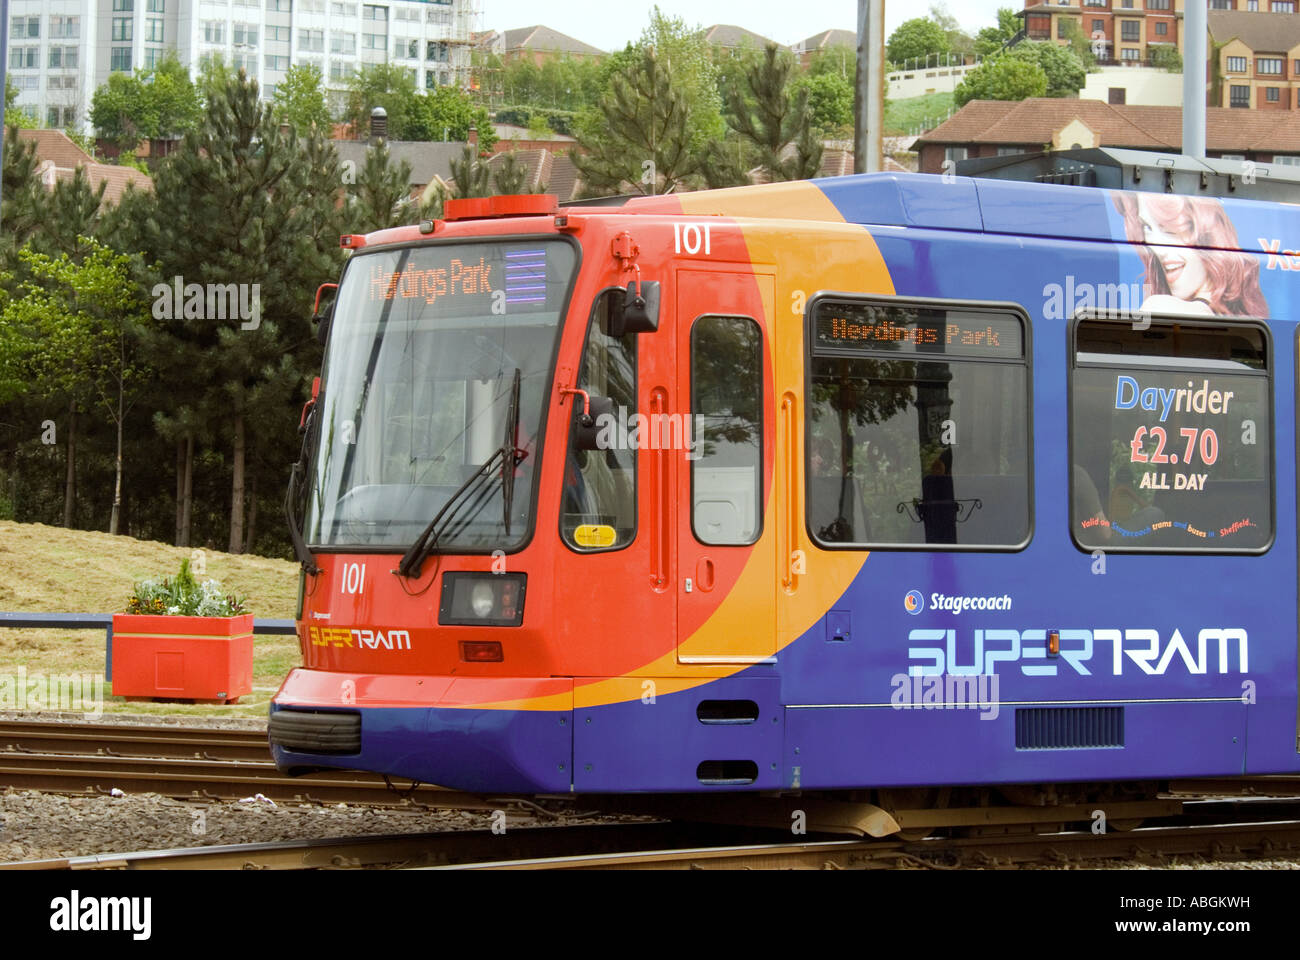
left=306, top=239, right=577, bottom=550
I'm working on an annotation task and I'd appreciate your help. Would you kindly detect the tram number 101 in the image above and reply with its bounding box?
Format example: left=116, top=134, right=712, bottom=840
left=340, top=562, right=366, bottom=595
left=673, top=223, right=712, bottom=256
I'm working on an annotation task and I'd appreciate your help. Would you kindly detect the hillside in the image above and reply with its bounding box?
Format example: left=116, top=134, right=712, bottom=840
left=0, top=522, right=301, bottom=718
left=0, top=521, right=298, bottom=617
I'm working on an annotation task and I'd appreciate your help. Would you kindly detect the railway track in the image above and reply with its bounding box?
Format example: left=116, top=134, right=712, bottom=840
left=6, top=800, right=1300, bottom=871
left=0, top=718, right=489, bottom=808
left=4, top=719, right=1300, bottom=870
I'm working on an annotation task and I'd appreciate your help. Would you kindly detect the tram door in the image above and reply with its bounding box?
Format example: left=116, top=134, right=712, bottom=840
left=675, top=267, right=777, bottom=662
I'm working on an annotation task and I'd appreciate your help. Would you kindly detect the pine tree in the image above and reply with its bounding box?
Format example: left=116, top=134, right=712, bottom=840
left=0, top=126, right=44, bottom=263
left=347, top=141, right=413, bottom=232
left=30, top=167, right=106, bottom=258
left=134, top=72, right=340, bottom=551
left=491, top=151, right=529, bottom=195
left=448, top=145, right=491, bottom=199
left=725, top=44, right=823, bottom=183
left=574, top=47, right=698, bottom=196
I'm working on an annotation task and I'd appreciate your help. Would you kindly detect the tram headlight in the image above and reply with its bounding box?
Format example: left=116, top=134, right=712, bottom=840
left=470, top=581, right=495, bottom=618
left=438, top=572, right=527, bottom=627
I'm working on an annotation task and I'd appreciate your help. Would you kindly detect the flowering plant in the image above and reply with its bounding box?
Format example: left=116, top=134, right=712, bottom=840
left=125, top=558, right=248, bottom=617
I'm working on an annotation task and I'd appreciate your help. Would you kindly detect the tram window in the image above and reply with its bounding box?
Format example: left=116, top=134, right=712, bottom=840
left=1071, top=318, right=1272, bottom=552
left=561, top=289, right=637, bottom=551
left=807, top=298, right=1031, bottom=549
left=691, top=316, right=763, bottom=545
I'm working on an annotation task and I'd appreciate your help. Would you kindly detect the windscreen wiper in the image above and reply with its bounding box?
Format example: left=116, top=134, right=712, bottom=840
left=502, top=367, right=523, bottom=535
left=396, top=369, right=525, bottom=578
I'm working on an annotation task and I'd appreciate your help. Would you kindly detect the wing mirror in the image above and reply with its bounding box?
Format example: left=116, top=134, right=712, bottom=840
left=608, top=280, right=660, bottom=338
left=313, top=282, right=338, bottom=346
left=573, top=395, right=615, bottom=451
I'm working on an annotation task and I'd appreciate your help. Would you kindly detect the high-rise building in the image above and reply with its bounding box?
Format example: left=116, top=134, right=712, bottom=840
left=8, top=0, right=480, bottom=136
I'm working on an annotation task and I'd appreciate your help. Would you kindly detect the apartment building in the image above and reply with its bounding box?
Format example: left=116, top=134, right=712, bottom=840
left=7, top=0, right=479, bottom=135
left=1020, top=0, right=1181, bottom=66
left=1210, top=10, right=1300, bottom=108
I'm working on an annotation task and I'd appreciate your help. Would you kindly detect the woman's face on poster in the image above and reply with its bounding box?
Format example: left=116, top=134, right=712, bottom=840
left=1136, top=194, right=1209, bottom=302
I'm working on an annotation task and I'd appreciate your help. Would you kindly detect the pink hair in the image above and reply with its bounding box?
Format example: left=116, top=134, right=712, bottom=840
left=1113, top=192, right=1269, bottom=317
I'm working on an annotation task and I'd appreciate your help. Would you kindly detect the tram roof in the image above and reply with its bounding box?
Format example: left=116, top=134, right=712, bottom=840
left=600, top=160, right=1300, bottom=253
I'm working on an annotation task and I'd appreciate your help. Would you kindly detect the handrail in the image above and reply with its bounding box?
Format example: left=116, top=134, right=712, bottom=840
left=0, top=613, right=298, bottom=681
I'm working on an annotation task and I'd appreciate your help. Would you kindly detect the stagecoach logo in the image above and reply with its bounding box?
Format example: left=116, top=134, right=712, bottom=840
left=905, top=592, right=1014, bottom=616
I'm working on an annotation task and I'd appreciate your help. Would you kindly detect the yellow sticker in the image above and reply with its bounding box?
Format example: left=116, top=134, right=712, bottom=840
left=574, top=524, right=616, bottom=548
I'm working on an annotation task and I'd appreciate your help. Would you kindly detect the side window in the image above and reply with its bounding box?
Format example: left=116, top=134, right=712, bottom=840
left=1071, top=317, right=1271, bottom=552
left=807, top=298, right=1031, bottom=549
left=561, top=289, right=636, bottom=551
left=692, top=315, right=762, bottom=545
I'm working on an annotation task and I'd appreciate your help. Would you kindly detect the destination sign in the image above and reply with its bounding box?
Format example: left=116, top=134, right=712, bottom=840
left=364, top=242, right=567, bottom=316
left=814, top=301, right=1024, bottom=359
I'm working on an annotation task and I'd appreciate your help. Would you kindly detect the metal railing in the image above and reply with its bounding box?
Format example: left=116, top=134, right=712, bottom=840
left=0, top=613, right=297, bottom=682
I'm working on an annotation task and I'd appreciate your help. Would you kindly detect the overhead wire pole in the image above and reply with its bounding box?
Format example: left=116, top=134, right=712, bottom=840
left=1182, top=0, right=1206, bottom=159
left=0, top=0, right=9, bottom=226
left=854, top=0, right=884, bottom=173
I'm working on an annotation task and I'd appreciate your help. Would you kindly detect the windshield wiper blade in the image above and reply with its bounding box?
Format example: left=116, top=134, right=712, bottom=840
left=396, top=446, right=506, bottom=578
left=396, top=367, right=526, bottom=579
left=502, top=367, right=523, bottom=535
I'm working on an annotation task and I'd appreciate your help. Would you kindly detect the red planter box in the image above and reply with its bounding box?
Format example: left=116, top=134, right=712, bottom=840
left=111, top=613, right=254, bottom=704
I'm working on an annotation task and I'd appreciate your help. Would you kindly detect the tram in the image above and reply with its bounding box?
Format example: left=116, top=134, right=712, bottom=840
left=271, top=172, right=1296, bottom=798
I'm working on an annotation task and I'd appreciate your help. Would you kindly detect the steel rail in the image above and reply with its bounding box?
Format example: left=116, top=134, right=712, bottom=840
left=0, top=719, right=273, bottom=762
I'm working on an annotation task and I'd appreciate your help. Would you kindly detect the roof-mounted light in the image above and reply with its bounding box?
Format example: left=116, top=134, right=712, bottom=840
left=443, top=194, right=558, bottom=222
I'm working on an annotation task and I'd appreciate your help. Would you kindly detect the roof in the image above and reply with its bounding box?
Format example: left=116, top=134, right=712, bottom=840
left=547, top=153, right=581, bottom=203
left=74, top=163, right=152, bottom=205
left=471, top=148, right=583, bottom=203
left=502, top=25, right=605, bottom=57
left=1208, top=9, right=1300, bottom=51
left=797, top=29, right=856, bottom=53
left=20, top=129, right=152, bottom=207
left=916, top=98, right=1300, bottom=154
left=703, top=24, right=785, bottom=50
left=332, top=140, right=467, bottom=187
left=18, top=129, right=94, bottom=168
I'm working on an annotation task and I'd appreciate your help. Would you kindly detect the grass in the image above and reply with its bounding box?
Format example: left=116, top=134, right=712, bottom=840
left=884, top=92, right=956, bottom=136
left=0, top=521, right=301, bottom=718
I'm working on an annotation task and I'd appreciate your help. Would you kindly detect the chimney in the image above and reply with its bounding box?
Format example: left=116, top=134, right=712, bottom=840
left=369, top=106, right=388, bottom=143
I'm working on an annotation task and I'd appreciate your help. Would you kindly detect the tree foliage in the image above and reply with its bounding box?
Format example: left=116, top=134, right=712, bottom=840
left=347, top=141, right=413, bottom=232
left=954, top=57, right=1049, bottom=107
left=90, top=54, right=202, bottom=152
left=273, top=63, right=332, bottom=136
left=974, top=8, right=1021, bottom=58
left=574, top=45, right=700, bottom=196
left=491, top=151, right=529, bottom=195
left=1005, top=41, right=1088, bottom=97
left=449, top=145, right=492, bottom=198
left=1151, top=45, right=1183, bottom=72
left=723, top=44, right=822, bottom=182
left=4, top=77, right=34, bottom=129
left=794, top=72, right=854, bottom=137
left=887, top=18, right=951, bottom=65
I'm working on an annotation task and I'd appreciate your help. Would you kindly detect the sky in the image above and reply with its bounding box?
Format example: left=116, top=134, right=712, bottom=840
left=480, top=1, right=1012, bottom=52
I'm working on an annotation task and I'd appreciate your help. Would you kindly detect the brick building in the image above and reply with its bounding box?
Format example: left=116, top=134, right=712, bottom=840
left=914, top=97, right=1300, bottom=173
left=1210, top=10, right=1300, bottom=108
left=1020, top=0, right=1180, bottom=66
